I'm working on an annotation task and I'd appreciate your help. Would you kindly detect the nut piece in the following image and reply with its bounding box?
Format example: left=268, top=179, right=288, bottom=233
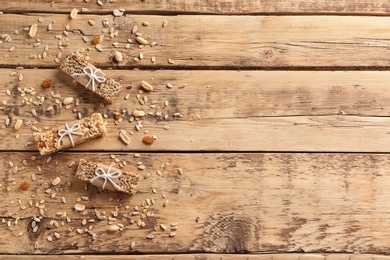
left=132, top=110, right=145, bottom=117
left=74, top=204, right=86, bottom=212
left=119, top=130, right=131, bottom=145
left=114, top=50, right=123, bottom=62
left=42, top=79, right=53, bottom=88
left=14, top=119, right=23, bottom=130
left=70, top=8, right=78, bottom=19
left=51, top=177, right=61, bottom=186
left=29, top=24, right=38, bottom=37
left=143, top=136, right=154, bottom=145
left=63, top=97, right=74, bottom=105
left=141, top=81, right=153, bottom=91
left=135, top=36, right=149, bottom=45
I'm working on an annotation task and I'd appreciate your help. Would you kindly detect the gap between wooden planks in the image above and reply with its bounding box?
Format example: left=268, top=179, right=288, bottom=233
left=2, top=69, right=390, bottom=152
left=2, top=152, right=390, bottom=254
left=2, top=14, right=390, bottom=69
left=3, top=0, right=390, bottom=15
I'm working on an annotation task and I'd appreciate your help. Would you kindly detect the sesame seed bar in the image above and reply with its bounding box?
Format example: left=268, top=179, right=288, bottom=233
left=75, top=159, right=140, bottom=194
left=60, top=49, right=123, bottom=103
left=33, top=113, right=107, bottom=156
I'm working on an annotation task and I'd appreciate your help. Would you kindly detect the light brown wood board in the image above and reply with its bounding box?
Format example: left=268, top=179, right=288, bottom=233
left=1, top=152, right=390, bottom=254
left=2, top=14, right=390, bottom=69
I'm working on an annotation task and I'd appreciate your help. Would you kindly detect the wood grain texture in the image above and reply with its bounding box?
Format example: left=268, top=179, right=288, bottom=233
left=1, top=152, right=390, bottom=254
left=2, top=14, right=390, bottom=69
left=2, top=254, right=390, bottom=260
left=3, top=0, right=390, bottom=15
left=2, top=69, right=390, bottom=152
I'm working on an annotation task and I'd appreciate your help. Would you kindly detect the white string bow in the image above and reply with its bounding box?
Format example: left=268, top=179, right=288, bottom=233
left=74, top=66, right=106, bottom=91
left=91, top=165, right=122, bottom=191
left=57, top=123, right=83, bottom=147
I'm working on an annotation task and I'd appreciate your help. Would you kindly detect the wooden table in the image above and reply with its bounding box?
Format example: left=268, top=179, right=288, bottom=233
left=2, top=1, right=390, bottom=259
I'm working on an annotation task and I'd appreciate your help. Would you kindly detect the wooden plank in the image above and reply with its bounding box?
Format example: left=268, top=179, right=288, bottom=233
left=3, top=0, right=390, bottom=15
left=2, top=14, right=390, bottom=69
left=2, top=254, right=390, bottom=260
left=2, top=69, right=390, bottom=152
left=1, top=152, right=390, bottom=254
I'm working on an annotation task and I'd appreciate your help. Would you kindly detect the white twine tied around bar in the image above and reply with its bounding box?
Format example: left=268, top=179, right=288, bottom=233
left=74, top=66, right=106, bottom=92
left=91, top=165, right=122, bottom=191
left=57, top=123, right=83, bottom=147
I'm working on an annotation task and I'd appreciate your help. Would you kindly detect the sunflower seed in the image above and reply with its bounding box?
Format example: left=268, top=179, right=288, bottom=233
left=14, top=119, right=23, bottom=130
left=135, top=36, right=148, bottom=45
left=131, top=25, right=138, bottom=34
left=119, top=130, right=131, bottom=145
left=132, top=110, right=145, bottom=117
left=70, top=8, right=78, bottom=19
left=29, top=24, right=38, bottom=37
left=141, top=81, right=153, bottom=91
left=162, top=20, right=168, bottom=28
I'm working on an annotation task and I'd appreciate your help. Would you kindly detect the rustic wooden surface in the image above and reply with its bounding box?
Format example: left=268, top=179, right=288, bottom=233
left=2, top=0, right=390, bottom=259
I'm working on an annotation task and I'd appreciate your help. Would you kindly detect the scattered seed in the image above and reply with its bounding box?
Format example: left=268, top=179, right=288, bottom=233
left=114, top=50, right=123, bottom=62
left=46, top=156, right=53, bottom=164
left=108, top=225, right=120, bottom=232
left=146, top=234, right=155, bottom=239
left=29, top=24, right=38, bottom=37
left=141, top=80, right=153, bottom=91
left=19, top=182, right=29, bottom=190
left=133, top=110, right=145, bottom=117
left=168, top=59, right=174, bottom=64
left=51, top=177, right=61, bottom=186
left=143, top=136, right=154, bottom=145
left=178, top=168, right=183, bottom=175
left=18, top=74, right=23, bottom=81
left=47, top=24, right=52, bottom=31
left=162, top=20, right=168, bottom=28
left=74, top=204, right=86, bottom=212
left=131, top=25, right=138, bottom=34
left=42, top=79, right=53, bottom=88
left=54, top=232, right=60, bottom=239
left=135, top=36, right=148, bottom=45
left=61, top=197, right=67, bottom=204
left=63, top=97, right=74, bottom=105
left=119, top=130, right=131, bottom=145
left=113, top=9, right=124, bottom=17
left=70, top=8, right=78, bottom=19
left=88, top=20, right=95, bottom=26
left=130, top=241, right=136, bottom=249
left=166, top=83, right=173, bottom=89
left=68, top=161, right=76, bottom=168
left=160, top=224, right=167, bottom=230
left=163, top=200, right=169, bottom=207
left=169, top=232, right=176, bottom=237
left=14, top=119, right=23, bottom=130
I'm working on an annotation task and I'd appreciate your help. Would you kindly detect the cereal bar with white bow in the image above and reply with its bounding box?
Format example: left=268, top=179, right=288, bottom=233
left=75, top=159, right=140, bottom=194
left=33, top=113, right=107, bottom=156
left=60, top=49, right=123, bottom=103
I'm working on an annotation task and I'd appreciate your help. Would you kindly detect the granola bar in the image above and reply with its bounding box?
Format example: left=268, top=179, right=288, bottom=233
left=33, top=113, right=106, bottom=156
left=60, top=49, right=123, bottom=103
left=75, top=159, right=140, bottom=194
